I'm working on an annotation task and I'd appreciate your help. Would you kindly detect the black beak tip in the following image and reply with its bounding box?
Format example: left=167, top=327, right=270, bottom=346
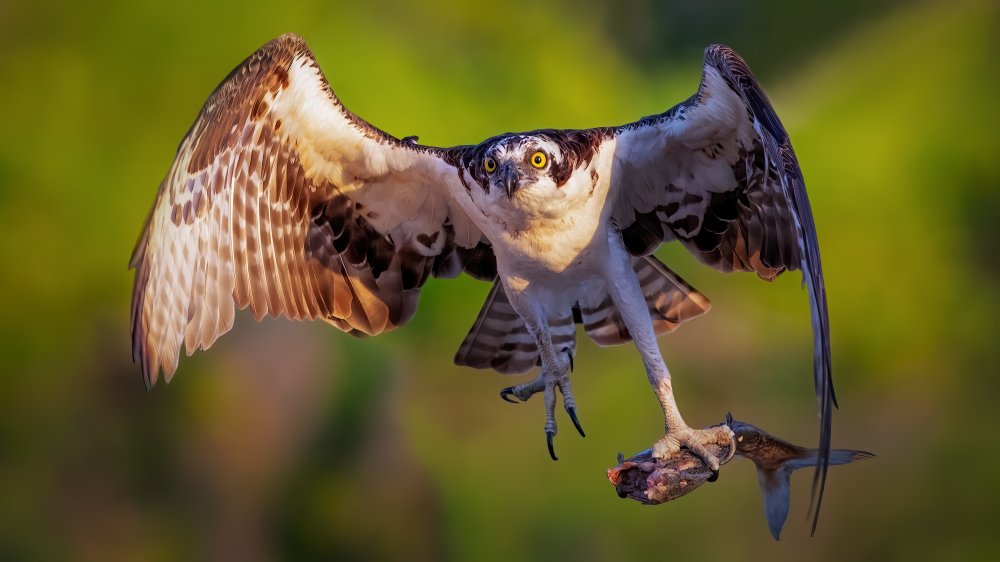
left=504, top=180, right=517, bottom=200
left=498, top=164, right=519, bottom=200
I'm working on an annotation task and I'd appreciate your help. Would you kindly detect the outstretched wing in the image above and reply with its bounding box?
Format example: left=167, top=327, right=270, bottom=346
left=610, top=44, right=835, bottom=533
left=129, top=34, right=494, bottom=387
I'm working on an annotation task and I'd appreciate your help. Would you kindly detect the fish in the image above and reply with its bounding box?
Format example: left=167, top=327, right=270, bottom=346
left=607, top=414, right=874, bottom=539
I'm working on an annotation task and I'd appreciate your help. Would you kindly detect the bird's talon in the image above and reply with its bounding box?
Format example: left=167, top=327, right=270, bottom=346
left=707, top=467, right=719, bottom=482
left=566, top=406, right=586, bottom=438
left=562, top=347, right=574, bottom=372
left=546, top=430, right=558, bottom=461
left=499, top=387, right=519, bottom=404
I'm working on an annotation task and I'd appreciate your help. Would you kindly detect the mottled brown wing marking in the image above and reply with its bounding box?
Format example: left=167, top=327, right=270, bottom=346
left=186, top=48, right=293, bottom=174
left=455, top=241, right=498, bottom=281
left=676, top=141, right=793, bottom=280
left=619, top=210, right=666, bottom=256
left=130, top=34, right=491, bottom=386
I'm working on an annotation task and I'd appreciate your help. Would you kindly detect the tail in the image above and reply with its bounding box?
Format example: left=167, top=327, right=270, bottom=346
left=755, top=448, right=875, bottom=540
left=453, top=281, right=575, bottom=374
left=453, top=256, right=709, bottom=374
left=578, top=255, right=710, bottom=346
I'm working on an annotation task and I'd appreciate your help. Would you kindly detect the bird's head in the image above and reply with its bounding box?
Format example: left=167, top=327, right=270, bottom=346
left=460, top=131, right=600, bottom=223
left=475, top=134, right=564, bottom=200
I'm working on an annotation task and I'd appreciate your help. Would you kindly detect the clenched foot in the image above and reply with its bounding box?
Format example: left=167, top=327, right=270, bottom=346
left=652, top=423, right=736, bottom=474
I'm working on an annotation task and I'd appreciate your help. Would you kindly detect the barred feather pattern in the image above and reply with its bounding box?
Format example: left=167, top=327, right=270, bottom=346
left=454, top=281, right=577, bottom=375
left=579, top=256, right=710, bottom=346
left=454, top=256, right=709, bottom=373
left=614, top=49, right=799, bottom=282
left=129, top=34, right=489, bottom=386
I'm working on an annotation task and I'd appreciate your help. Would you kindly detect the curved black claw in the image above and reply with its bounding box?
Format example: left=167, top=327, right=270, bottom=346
left=707, top=467, right=720, bottom=483
left=562, top=347, right=574, bottom=372
left=566, top=406, right=586, bottom=438
left=546, top=430, right=558, bottom=461
left=499, top=387, right=519, bottom=404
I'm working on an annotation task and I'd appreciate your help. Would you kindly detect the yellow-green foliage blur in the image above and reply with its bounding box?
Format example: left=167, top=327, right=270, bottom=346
left=1, top=1, right=997, bottom=560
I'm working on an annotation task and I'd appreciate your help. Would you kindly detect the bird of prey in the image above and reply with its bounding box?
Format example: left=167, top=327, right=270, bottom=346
left=130, top=34, right=835, bottom=529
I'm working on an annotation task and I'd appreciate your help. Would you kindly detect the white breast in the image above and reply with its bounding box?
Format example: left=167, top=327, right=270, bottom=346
left=495, top=146, right=616, bottom=286
left=446, top=138, right=620, bottom=296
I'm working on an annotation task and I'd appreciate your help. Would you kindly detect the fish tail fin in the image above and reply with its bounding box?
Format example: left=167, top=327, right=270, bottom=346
left=756, top=466, right=793, bottom=541
left=785, top=448, right=876, bottom=471
left=754, top=448, right=874, bottom=540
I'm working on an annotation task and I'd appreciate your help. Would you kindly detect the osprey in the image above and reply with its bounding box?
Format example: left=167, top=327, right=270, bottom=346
left=130, top=34, right=835, bottom=529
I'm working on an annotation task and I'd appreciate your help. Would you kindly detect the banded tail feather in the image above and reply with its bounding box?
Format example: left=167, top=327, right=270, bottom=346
left=454, top=256, right=710, bottom=374
left=579, top=256, right=711, bottom=347
left=454, top=281, right=576, bottom=374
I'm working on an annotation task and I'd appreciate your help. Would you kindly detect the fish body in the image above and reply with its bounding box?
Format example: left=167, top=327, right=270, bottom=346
left=608, top=416, right=873, bottom=539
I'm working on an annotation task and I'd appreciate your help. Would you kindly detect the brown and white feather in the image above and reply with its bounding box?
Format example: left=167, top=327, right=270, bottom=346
left=129, top=34, right=490, bottom=387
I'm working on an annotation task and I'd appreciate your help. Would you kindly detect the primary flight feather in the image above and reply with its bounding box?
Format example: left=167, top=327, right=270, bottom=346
left=130, top=34, right=835, bottom=533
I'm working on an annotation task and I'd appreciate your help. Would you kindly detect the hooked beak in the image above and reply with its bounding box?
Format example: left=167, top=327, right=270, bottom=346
left=498, top=163, right=519, bottom=200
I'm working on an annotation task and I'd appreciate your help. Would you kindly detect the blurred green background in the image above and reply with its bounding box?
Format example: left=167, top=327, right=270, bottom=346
left=1, top=0, right=998, bottom=560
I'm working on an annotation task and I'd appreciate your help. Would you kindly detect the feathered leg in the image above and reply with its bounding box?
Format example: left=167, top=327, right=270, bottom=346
left=605, top=229, right=734, bottom=472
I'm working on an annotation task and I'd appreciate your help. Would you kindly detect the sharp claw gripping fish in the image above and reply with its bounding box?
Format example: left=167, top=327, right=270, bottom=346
left=608, top=414, right=874, bottom=539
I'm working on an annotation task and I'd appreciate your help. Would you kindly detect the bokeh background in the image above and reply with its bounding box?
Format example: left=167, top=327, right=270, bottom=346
left=1, top=0, right=997, bottom=560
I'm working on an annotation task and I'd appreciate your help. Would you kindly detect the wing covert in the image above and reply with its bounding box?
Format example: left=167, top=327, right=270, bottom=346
left=129, top=34, right=491, bottom=387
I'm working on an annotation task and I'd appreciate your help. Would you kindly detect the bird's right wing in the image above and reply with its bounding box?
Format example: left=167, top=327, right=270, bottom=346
left=130, top=34, right=495, bottom=387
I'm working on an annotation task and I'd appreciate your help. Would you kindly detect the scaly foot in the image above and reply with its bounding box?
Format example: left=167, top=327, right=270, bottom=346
left=498, top=349, right=583, bottom=460
left=652, top=423, right=736, bottom=475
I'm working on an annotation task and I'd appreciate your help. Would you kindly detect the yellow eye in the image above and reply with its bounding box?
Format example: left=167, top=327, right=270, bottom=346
left=484, top=157, right=497, bottom=173
left=530, top=151, right=547, bottom=168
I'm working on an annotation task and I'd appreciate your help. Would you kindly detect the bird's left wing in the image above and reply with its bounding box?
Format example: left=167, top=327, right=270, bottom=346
left=608, top=44, right=834, bottom=533
left=129, top=34, right=492, bottom=387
